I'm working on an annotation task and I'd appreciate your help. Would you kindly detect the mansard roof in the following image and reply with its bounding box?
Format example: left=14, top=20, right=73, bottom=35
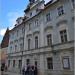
left=45, top=0, right=58, bottom=7
left=24, top=0, right=58, bottom=13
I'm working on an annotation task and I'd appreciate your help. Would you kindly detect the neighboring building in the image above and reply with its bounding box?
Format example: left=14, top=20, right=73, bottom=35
left=0, top=44, right=1, bottom=68
left=1, top=28, right=9, bottom=66
left=7, top=0, right=74, bottom=75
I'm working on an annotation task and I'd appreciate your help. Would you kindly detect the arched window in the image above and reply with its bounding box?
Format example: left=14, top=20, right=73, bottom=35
left=47, top=34, right=52, bottom=46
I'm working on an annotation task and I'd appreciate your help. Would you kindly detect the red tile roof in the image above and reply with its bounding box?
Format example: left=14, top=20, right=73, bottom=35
left=1, top=28, right=9, bottom=48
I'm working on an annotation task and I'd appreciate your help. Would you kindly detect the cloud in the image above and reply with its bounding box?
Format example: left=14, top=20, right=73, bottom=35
left=0, top=11, right=24, bottom=37
left=6, top=1, right=51, bottom=30
left=6, top=1, right=50, bottom=30
left=7, top=11, right=24, bottom=29
left=0, top=29, right=6, bottom=36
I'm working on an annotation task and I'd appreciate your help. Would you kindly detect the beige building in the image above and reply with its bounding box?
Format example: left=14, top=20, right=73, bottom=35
left=1, top=28, right=9, bottom=66
left=0, top=44, right=1, bottom=67
left=7, top=0, right=74, bottom=75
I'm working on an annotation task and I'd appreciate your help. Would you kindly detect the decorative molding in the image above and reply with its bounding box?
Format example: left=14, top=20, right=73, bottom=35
left=44, top=26, right=53, bottom=31
left=56, top=20, right=67, bottom=27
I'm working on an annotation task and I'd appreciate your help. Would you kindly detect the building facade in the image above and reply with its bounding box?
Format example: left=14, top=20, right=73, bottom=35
left=1, top=28, right=9, bottom=67
left=7, top=0, right=74, bottom=75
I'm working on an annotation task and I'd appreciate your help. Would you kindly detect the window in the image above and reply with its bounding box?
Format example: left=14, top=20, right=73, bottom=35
left=35, top=61, right=37, bottom=67
left=71, top=0, right=75, bottom=8
left=35, top=19, right=39, bottom=27
left=20, top=43, right=23, bottom=51
left=28, top=39, right=31, bottom=50
left=47, top=34, right=52, bottom=46
left=60, top=30, right=68, bottom=43
left=18, top=60, right=22, bottom=68
left=8, top=60, right=10, bottom=67
left=26, top=59, right=30, bottom=65
left=13, top=60, right=15, bottom=67
left=46, top=13, right=51, bottom=22
left=12, top=32, right=14, bottom=39
left=29, top=23, right=31, bottom=30
left=35, top=36, right=38, bottom=49
left=63, top=57, right=70, bottom=69
left=10, top=46, right=12, bottom=51
left=47, top=57, right=53, bottom=69
left=15, top=45, right=17, bottom=52
left=57, top=6, right=64, bottom=16
left=17, top=30, right=19, bottom=37
left=30, top=12, right=32, bottom=17
left=10, top=46, right=12, bottom=53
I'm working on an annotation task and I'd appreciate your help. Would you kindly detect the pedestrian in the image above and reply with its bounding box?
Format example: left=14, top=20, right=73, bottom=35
left=1, top=65, right=4, bottom=75
left=24, top=66, right=27, bottom=75
left=26, top=65, right=30, bottom=75
left=5, top=65, right=7, bottom=72
left=22, top=66, right=25, bottom=75
left=31, top=66, right=34, bottom=75
left=34, top=66, right=38, bottom=75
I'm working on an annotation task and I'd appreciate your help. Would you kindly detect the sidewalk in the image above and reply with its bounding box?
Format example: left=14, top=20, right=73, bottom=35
left=4, top=71, right=22, bottom=75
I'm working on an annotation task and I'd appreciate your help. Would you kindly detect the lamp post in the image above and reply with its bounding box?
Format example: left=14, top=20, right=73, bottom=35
left=20, top=25, right=25, bottom=74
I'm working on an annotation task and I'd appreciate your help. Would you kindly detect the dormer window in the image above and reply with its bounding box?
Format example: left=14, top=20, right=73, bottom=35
left=29, top=0, right=35, bottom=4
left=30, top=12, right=32, bottom=17
left=16, top=17, right=23, bottom=25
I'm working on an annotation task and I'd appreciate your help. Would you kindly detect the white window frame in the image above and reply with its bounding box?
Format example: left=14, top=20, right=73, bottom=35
left=47, top=34, right=52, bottom=46
left=46, top=12, right=51, bottom=22
left=28, top=23, right=32, bottom=31
left=35, top=19, right=39, bottom=27
left=62, top=56, right=70, bottom=69
left=35, top=36, right=38, bottom=49
left=57, top=6, right=64, bottom=16
left=60, top=30, right=68, bottom=43
left=28, top=39, right=31, bottom=50
left=15, top=45, right=17, bottom=52
left=47, top=57, right=53, bottom=69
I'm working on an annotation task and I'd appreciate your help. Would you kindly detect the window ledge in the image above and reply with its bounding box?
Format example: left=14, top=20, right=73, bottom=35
left=46, top=19, right=52, bottom=24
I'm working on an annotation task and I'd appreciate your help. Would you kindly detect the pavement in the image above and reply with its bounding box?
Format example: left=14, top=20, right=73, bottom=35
left=1, top=71, right=22, bottom=75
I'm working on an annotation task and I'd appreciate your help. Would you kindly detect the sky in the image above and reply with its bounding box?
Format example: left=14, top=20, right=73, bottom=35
left=0, top=0, right=50, bottom=43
